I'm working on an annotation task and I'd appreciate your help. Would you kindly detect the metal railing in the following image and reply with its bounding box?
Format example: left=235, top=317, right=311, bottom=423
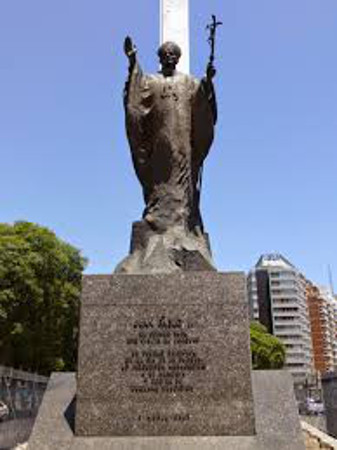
left=0, top=366, right=49, bottom=449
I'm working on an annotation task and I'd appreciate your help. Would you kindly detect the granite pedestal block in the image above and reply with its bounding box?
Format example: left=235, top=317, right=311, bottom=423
left=28, top=371, right=305, bottom=449
left=28, top=272, right=305, bottom=449
left=75, top=273, right=255, bottom=436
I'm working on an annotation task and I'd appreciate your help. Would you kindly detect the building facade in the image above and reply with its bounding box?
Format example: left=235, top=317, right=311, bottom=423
left=306, top=283, right=337, bottom=374
left=247, top=253, right=313, bottom=382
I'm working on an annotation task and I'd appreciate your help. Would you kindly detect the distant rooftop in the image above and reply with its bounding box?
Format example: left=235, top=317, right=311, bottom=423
left=255, top=253, right=297, bottom=270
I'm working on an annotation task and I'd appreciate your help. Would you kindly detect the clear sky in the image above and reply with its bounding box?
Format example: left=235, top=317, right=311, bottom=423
left=1, top=0, right=336, bottom=287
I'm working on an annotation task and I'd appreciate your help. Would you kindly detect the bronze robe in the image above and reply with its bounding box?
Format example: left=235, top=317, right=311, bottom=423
left=124, top=61, right=217, bottom=234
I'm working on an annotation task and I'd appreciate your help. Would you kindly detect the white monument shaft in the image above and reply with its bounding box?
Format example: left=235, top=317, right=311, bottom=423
left=160, top=0, right=190, bottom=73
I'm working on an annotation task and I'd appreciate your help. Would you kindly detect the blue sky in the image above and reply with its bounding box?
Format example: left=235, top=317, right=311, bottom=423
left=0, top=0, right=336, bottom=287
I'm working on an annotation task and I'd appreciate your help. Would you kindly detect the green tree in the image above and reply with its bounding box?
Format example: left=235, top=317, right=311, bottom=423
left=0, top=221, right=87, bottom=374
left=250, top=321, right=286, bottom=369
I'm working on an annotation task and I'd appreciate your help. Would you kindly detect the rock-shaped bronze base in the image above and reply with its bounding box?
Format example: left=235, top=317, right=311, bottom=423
left=115, top=221, right=215, bottom=274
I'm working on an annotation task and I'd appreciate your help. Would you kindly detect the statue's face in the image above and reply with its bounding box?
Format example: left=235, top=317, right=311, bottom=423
left=159, top=44, right=180, bottom=70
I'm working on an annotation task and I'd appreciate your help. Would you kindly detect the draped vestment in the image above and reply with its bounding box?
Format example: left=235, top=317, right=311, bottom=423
left=117, top=61, right=217, bottom=273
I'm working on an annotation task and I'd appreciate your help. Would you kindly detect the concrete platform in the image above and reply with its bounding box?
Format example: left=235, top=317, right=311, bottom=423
left=28, top=371, right=305, bottom=449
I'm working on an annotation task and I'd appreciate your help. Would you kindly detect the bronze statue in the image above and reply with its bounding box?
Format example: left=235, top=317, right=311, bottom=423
left=116, top=35, right=218, bottom=274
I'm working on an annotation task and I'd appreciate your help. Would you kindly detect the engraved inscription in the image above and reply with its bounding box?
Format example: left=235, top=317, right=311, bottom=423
left=121, top=315, right=206, bottom=394
left=137, top=413, right=190, bottom=423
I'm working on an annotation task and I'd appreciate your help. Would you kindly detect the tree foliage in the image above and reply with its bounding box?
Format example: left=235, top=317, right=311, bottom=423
left=0, top=221, right=87, bottom=374
left=250, top=321, right=286, bottom=369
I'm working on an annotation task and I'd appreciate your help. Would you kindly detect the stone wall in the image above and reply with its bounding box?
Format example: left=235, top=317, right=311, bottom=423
left=302, top=421, right=337, bottom=449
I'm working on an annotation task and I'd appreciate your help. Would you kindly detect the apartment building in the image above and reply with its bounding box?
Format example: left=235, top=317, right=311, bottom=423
left=306, top=282, right=337, bottom=374
left=247, top=253, right=313, bottom=382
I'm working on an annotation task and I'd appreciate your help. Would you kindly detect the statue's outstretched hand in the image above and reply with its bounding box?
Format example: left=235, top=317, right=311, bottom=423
left=124, top=36, right=137, bottom=64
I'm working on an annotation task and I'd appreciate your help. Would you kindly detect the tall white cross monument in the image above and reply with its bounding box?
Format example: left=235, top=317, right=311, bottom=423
left=160, top=0, right=190, bottom=73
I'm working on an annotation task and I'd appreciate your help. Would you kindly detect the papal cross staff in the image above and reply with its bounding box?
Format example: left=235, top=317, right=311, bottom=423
left=196, top=15, right=222, bottom=211
left=206, top=14, right=223, bottom=66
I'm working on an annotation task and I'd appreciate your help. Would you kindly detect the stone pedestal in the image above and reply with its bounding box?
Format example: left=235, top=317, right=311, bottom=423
left=75, top=273, right=255, bottom=436
left=28, top=272, right=305, bottom=449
